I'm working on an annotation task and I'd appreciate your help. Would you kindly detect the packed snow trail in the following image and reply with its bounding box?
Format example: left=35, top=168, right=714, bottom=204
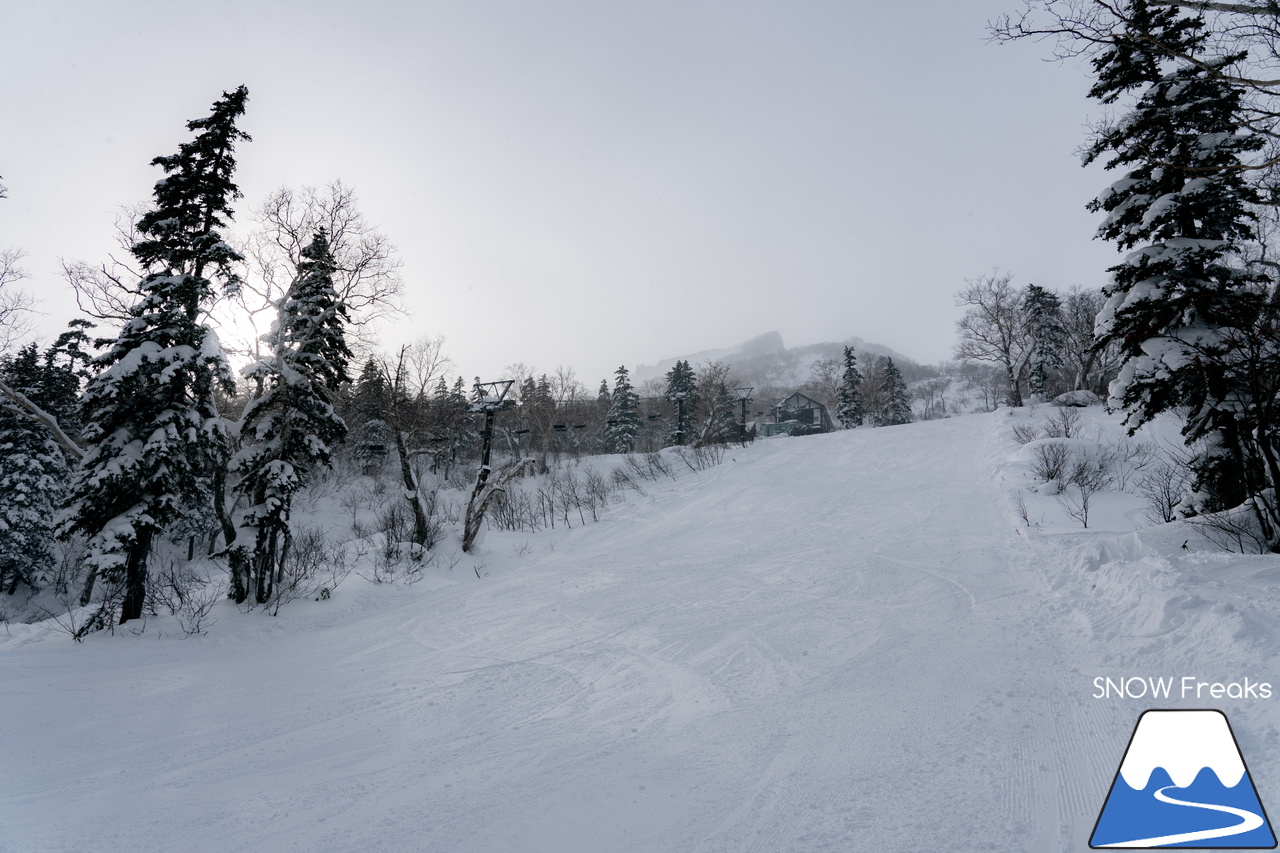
left=2, top=415, right=1150, bottom=851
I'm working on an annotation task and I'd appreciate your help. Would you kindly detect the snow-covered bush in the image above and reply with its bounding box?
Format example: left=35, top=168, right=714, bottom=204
left=1010, top=421, right=1042, bottom=445
left=1056, top=446, right=1117, bottom=528
left=1029, top=441, right=1073, bottom=483
left=1042, top=406, right=1082, bottom=439
left=1138, top=453, right=1194, bottom=526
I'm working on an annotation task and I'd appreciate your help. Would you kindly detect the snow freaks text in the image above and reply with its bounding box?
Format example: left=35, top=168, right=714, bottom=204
left=1093, top=677, right=1273, bottom=701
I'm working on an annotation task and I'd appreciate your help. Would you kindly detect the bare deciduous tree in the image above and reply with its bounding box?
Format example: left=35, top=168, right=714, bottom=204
left=0, top=248, right=34, bottom=350
left=858, top=355, right=882, bottom=426
left=1060, top=285, right=1121, bottom=395
left=693, top=361, right=737, bottom=444
left=910, top=374, right=954, bottom=420
left=236, top=181, right=404, bottom=357
left=502, top=361, right=535, bottom=392
left=550, top=364, right=586, bottom=406
left=403, top=335, right=451, bottom=401
left=59, top=202, right=151, bottom=324
left=806, top=357, right=842, bottom=408
left=954, top=270, right=1031, bottom=407
left=380, top=342, right=452, bottom=556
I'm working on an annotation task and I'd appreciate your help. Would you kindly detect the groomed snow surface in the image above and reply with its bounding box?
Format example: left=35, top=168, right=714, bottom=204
left=5, top=407, right=1280, bottom=852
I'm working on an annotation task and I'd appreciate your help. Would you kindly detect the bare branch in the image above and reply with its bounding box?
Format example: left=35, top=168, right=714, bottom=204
left=60, top=258, right=140, bottom=323
left=0, top=248, right=34, bottom=349
left=404, top=335, right=452, bottom=399
left=234, top=181, right=405, bottom=358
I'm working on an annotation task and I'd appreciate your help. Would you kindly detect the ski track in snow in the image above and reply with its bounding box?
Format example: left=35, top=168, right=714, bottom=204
left=1, top=411, right=1275, bottom=852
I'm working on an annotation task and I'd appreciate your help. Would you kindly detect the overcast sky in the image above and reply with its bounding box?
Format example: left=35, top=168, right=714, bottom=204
left=0, top=0, right=1120, bottom=385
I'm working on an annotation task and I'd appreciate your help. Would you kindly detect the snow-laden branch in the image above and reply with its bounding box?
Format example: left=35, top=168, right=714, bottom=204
left=1155, top=1, right=1280, bottom=15
left=0, top=377, right=85, bottom=461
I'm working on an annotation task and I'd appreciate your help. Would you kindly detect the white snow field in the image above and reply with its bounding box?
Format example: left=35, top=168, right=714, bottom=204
left=5, top=408, right=1280, bottom=852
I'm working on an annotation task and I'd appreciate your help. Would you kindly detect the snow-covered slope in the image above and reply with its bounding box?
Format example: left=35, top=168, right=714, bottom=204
left=4, top=410, right=1280, bottom=852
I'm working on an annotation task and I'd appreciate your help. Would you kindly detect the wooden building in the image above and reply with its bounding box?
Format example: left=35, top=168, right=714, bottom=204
left=760, top=392, right=835, bottom=437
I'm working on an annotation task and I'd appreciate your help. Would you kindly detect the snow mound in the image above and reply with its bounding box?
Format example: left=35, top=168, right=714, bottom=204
left=1053, top=390, right=1103, bottom=407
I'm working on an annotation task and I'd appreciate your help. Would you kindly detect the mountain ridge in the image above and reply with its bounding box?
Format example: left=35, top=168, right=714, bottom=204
left=632, top=330, right=920, bottom=387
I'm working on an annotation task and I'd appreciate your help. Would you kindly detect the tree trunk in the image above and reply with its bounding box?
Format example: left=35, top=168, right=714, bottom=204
left=255, top=526, right=279, bottom=604
left=118, top=527, right=154, bottom=624
left=211, top=465, right=236, bottom=549
left=394, top=427, right=430, bottom=552
left=79, top=566, right=98, bottom=607
left=227, top=548, right=250, bottom=604
left=274, top=526, right=292, bottom=594
left=1004, top=358, right=1023, bottom=407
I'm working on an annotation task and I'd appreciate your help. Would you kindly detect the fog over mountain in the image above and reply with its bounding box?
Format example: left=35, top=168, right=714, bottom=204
left=632, top=330, right=920, bottom=390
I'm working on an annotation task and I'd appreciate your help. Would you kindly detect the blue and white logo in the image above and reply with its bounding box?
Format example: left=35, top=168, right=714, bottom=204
left=1091, top=710, right=1276, bottom=848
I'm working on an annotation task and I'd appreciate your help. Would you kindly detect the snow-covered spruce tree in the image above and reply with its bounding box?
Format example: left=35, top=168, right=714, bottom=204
left=836, top=345, right=864, bottom=428
left=1084, top=1, right=1268, bottom=515
left=879, top=358, right=912, bottom=426
left=349, top=358, right=391, bottom=475
left=230, top=229, right=351, bottom=604
left=433, top=376, right=478, bottom=475
left=0, top=343, right=77, bottom=594
left=511, top=373, right=555, bottom=467
left=664, top=359, right=698, bottom=446
left=604, top=365, right=640, bottom=453
left=59, top=85, right=249, bottom=627
left=426, top=375, right=457, bottom=476
left=1023, top=284, right=1065, bottom=401
left=0, top=323, right=97, bottom=593
left=0, top=324, right=95, bottom=593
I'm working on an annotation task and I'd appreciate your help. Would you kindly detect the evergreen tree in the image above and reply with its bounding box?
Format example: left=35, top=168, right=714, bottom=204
left=879, top=358, right=912, bottom=426
left=1084, top=1, right=1267, bottom=512
left=836, top=346, right=864, bottom=429
left=59, top=85, right=250, bottom=626
left=425, top=375, right=454, bottom=474
left=664, top=359, right=699, bottom=446
left=352, top=359, right=389, bottom=421
left=0, top=343, right=78, bottom=594
left=231, top=229, right=352, bottom=603
left=518, top=374, right=557, bottom=463
left=43, top=319, right=95, bottom=438
left=449, top=376, right=479, bottom=463
left=1024, top=284, right=1066, bottom=401
left=350, top=358, right=391, bottom=475
left=604, top=365, right=640, bottom=453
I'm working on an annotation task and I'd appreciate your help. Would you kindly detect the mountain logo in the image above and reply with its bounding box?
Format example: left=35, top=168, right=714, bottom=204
left=1091, top=709, right=1276, bottom=848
